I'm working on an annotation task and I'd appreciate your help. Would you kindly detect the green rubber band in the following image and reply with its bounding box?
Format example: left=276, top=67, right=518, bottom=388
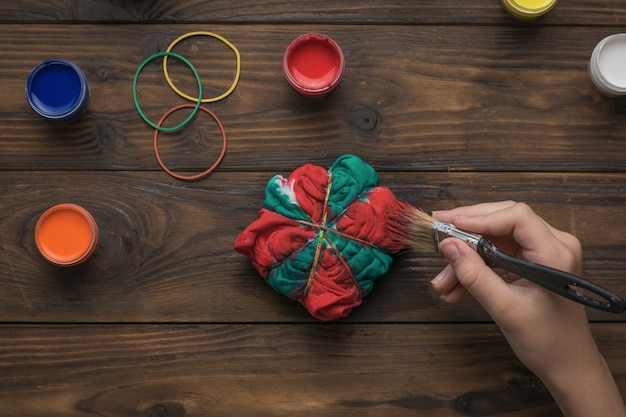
left=133, top=51, right=203, bottom=132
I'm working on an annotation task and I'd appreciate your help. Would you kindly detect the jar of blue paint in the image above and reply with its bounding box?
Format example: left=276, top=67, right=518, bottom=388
left=26, top=59, right=89, bottom=122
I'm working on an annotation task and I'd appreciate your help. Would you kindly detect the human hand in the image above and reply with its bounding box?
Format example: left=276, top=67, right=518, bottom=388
left=430, top=201, right=626, bottom=416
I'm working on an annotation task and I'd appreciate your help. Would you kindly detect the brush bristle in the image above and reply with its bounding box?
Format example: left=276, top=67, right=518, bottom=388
left=386, top=201, right=436, bottom=252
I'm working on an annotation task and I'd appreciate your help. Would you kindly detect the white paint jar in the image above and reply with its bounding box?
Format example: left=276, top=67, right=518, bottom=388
left=589, top=33, right=626, bottom=97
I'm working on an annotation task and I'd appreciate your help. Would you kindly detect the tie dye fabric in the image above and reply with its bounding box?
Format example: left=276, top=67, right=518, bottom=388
left=234, top=154, right=403, bottom=320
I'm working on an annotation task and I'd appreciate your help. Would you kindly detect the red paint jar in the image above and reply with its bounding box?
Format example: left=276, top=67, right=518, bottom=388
left=282, top=33, right=345, bottom=97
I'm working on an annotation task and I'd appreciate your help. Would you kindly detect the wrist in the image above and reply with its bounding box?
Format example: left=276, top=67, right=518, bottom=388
left=538, top=344, right=626, bottom=417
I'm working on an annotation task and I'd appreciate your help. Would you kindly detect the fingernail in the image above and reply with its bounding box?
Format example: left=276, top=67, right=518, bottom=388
left=430, top=271, right=445, bottom=285
left=439, top=240, right=461, bottom=263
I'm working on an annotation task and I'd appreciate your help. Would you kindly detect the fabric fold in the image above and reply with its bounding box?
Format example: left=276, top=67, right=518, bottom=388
left=234, top=154, right=403, bottom=320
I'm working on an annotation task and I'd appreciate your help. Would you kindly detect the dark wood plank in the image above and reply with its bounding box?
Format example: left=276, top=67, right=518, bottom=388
left=0, top=324, right=626, bottom=417
left=1, top=323, right=624, bottom=416
left=3, top=2, right=625, bottom=415
left=1, top=1, right=626, bottom=25
left=1, top=171, right=623, bottom=323
left=1, top=25, right=624, bottom=172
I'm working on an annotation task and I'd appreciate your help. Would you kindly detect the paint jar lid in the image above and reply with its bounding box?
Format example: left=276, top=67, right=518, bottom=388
left=282, top=33, right=345, bottom=97
left=26, top=59, right=89, bottom=122
left=502, top=0, right=558, bottom=20
left=35, top=203, right=98, bottom=267
left=589, top=33, right=626, bottom=97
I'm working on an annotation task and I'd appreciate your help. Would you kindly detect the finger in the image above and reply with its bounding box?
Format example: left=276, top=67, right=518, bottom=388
left=430, top=264, right=459, bottom=294
left=433, top=200, right=516, bottom=222
left=452, top=203, right=567, bottom=264
left=438, top=238, right=514, bottom=315
left=451, top=202, right=538, bottom=238
left=436, top=202, right=582, bottom=274
left=431, top=265, right=468, bottom=303
left=440, top=282, right=467, bottom=304
left=544, top=224, right=583, bottom=273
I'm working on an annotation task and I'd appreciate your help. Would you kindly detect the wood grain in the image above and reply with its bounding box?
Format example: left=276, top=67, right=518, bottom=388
left=1, top=171, right=623, bottom=323
left=5, top=322, right=625, bottom=416
left=1, top=2, right=625, bottom=415
left=0, top=25, right=624, bottom=172
left=1, top=1, right=626, bottom=25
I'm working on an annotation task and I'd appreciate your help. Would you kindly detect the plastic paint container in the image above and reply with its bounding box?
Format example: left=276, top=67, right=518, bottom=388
left=283, top=33, right=345, bottom=97
left=35, top=203, right=98, bottom=267
left=589, top=34, right=626, bottom=97
left=502, top=0, right=558, bottom=20
left=26, top=59, right=89, bottom=122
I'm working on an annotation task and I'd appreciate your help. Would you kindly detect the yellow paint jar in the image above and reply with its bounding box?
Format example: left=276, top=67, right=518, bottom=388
left=502, top=0, right=558, bottom=20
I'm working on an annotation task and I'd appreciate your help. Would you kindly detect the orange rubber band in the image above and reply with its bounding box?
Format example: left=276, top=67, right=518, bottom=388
left=153, top=104, right=227, bottom=181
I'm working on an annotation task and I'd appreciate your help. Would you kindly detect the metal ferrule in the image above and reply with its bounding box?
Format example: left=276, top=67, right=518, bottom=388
left=432, top=219, right=482, bottom=252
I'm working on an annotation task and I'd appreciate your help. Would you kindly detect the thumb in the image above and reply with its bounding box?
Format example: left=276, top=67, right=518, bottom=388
left=439, top=238, right=513, bottom=314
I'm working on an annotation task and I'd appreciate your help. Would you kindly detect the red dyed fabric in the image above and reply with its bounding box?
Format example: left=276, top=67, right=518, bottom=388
left=234, top=154, right=403, bottom=320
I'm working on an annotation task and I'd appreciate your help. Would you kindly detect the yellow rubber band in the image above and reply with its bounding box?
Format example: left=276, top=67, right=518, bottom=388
left=304, top=172, right=333, bottom=296
left=163, top=31, right=241, bottom=103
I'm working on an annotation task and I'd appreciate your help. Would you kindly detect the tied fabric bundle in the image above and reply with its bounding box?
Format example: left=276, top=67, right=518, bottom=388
left=234, top=154, right=403, bottom=320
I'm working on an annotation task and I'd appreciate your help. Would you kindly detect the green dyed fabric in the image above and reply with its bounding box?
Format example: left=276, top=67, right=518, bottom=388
left=235, top=154, right=402, bottom=320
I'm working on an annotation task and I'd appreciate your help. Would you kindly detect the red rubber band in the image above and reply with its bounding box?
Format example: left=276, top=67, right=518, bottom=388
left=153, top=104, right=227, bottom=181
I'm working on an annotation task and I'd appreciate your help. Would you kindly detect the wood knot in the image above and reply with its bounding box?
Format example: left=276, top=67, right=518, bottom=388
left=148, top=402, right=186, bottom=417
left=143, top=34, right=171, bottom=55
left=453, top=373, right=553, bottom=415
left=351, top=106, right=378, bottom=131
left=94, top=66, right=112, bottom=81
left=96, top=122, right=116, bottom=148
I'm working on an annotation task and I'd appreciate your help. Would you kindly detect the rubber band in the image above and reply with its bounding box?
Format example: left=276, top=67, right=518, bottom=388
left=304, top=172, right=333, bottom=296
left=153, top=104, right=227, bottom=181
left=295, top=219, right=380, bottom=250
left=163, top=31, right=241, bottom=103
left=133, top=51, right=203, bottom=132
left=323, top=235, right=362, bottom=299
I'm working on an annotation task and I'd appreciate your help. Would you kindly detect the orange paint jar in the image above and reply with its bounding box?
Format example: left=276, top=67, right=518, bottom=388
left=35, top=203, right=98, bottom=267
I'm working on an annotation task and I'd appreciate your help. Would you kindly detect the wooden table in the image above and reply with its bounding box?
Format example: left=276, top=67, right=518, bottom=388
left=1, top=2, right=625, bottom=415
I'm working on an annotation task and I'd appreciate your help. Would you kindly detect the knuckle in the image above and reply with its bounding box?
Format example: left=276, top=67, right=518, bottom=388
left=455, top=262, right=483, bottom=293
left=511, top=201, right=535, bottom=217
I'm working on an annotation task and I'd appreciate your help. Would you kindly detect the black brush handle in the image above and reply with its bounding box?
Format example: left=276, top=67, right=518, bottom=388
left=477, top=238, right=626, bottom=314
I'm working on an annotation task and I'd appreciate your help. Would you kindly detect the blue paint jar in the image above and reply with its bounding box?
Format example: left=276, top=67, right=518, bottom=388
left=26, top=59, right=89, bottom=122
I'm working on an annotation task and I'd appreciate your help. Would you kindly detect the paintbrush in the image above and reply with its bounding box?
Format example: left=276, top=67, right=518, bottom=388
left=387, top=202, right=625, bottom=314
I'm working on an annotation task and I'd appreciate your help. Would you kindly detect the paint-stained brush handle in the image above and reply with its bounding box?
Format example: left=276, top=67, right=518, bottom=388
left=477, top=238, right=626, bottom=314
